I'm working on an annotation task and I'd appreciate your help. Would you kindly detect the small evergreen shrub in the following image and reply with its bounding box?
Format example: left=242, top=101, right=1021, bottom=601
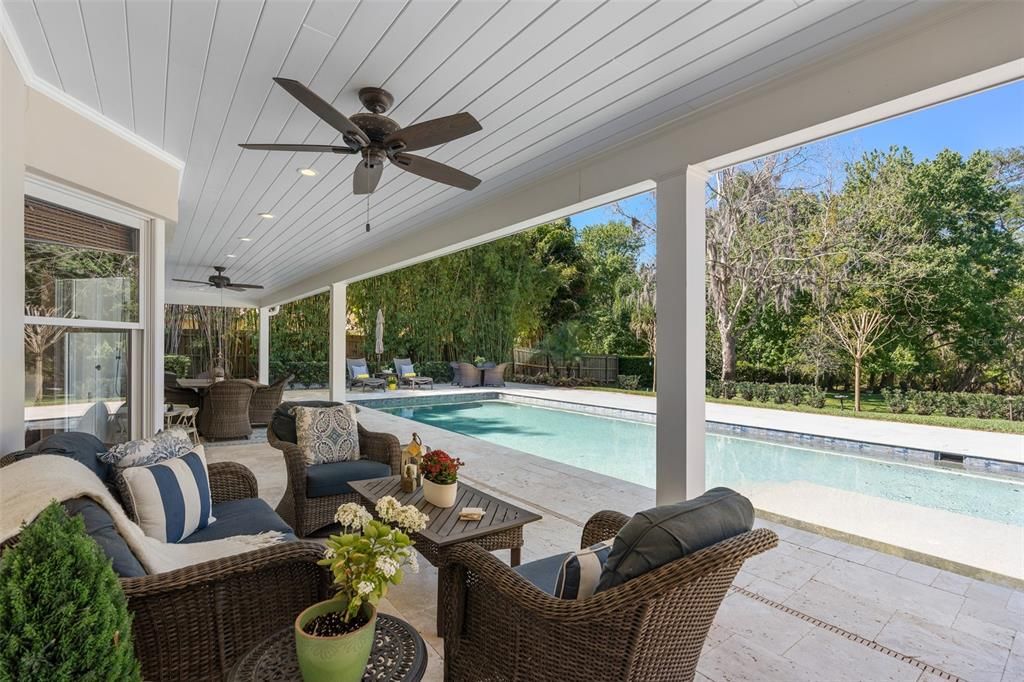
left=415, top=360, right=454, bottom=383
left=752, top=383, right=770, bottom=402
left=769, top=384, right=789, bottom=404
left=907, top=390, right=937, bottom=415
left=618, top=356, right=654, bottom=389
left=806, top=388, right=827, bottom=409
left=968, top=393, right=1003, bottom=419
left=706, top=380, right=721, bottom=399
left=786, top=385, right=805, bottom=406
left=736, top=381, right=755, bottom=401
left=0, top=503, right=140, bottom=681
left=882, top=388, right=909, bottom=414
left=720, top=381, right=737, bottom=399
left=617, top=375, right=641, bottom=391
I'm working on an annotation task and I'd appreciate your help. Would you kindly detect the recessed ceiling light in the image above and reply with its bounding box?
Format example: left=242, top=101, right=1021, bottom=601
left=258, top=212, right=274, bottom=219
left=239, top=237, right=252, bottom=242
left=298, top=167, right=318, bottom=177
left=226, top=254, right=237, bottom=258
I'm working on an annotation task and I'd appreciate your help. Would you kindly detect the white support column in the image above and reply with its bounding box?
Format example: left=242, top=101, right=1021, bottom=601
left=258, top=306, right=271, bottom=384
left=143, top=218, right=166, bottom=437
left=655, top=166, right=708, bottom=504
left=329, top=282, right=347, bottom=402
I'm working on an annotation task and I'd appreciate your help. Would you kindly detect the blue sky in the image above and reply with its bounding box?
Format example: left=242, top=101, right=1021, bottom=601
left=570, top=79, right=1024, bottom=245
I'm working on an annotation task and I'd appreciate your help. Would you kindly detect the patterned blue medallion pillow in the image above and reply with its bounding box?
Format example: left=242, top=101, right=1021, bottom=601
left=99, top=428, right=193, bottom=469
left=118, top=447, right=216, bottom=543
left=553, top=540, right=614, bottom=600
left=293, top=404, right=361, bottom=465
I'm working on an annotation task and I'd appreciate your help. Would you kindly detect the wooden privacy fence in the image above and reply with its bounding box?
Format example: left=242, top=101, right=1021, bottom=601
left=512, top=348, right=619, bottom=384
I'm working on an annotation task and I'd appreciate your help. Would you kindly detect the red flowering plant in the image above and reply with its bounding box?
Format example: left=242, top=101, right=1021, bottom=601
left=420, top=450, right=464, bottom=485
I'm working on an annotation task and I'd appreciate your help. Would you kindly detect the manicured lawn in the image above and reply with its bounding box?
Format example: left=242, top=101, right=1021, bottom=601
left=580, top=387, right=1024, bottom=434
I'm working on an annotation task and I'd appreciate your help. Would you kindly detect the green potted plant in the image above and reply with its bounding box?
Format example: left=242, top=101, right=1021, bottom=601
left=295, top=497, right=428, bottom=682
left=0, top=502, right=141, bottom=680
left=420, top=449, right=465, bottom=508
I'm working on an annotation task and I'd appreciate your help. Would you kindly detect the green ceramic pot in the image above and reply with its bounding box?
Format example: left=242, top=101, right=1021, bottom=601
left=294, top=600, right=377, bottom=682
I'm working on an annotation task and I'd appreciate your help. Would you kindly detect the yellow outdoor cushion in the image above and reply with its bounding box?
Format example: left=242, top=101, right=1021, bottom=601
left=356, top=373, right=370, bottom=379
left=403, top=372, right=417, bottom=378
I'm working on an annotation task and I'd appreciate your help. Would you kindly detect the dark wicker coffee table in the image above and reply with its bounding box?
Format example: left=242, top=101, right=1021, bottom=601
left=349, top=476, right=542, bottom=567
left=350, top=476, right=542, bottom=635
left=227, top=613, right=427, bottom=681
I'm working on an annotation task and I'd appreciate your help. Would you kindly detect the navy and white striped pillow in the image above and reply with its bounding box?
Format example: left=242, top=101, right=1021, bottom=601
left=554, top=540, right=614, bottom=600
left=119, top=448, right=216, bottom=543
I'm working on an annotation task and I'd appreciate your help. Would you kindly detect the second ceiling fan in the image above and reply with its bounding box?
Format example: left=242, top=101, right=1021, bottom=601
left=240, top=78, right=482, bottom=195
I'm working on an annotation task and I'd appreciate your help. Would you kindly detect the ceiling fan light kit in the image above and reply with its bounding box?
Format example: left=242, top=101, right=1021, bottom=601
left=240, top=78, right=482, bottom=196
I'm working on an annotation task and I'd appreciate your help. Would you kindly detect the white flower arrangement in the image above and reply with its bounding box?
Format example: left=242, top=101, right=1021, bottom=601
left=319, top=498, right=431, bottom=622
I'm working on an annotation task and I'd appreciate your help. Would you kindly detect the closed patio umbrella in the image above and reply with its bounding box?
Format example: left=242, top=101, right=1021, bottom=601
left=374, top=308, right=385, bottom=366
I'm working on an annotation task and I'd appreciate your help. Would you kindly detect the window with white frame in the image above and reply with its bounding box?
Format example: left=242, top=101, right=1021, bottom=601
left=22, top=179, right=151, bottom=446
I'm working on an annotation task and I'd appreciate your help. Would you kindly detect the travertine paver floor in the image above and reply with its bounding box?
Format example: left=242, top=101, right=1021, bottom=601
left=208, top=392, right=1024, bottom=682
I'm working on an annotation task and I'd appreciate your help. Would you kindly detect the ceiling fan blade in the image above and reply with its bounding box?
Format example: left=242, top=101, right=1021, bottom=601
left=385, top=112, right=481, bottom=153
left=172, top=279, right=212, bottom=285
left=225, top=286, right=248, bottom=292
left=239, top=143, right=355, bottom=154
left=353, top=159, right=384, bottom=195
left=391, top=153, right=481, bottom=190
left=273, top=77, right=370, bottom=148
left=226, top=283, right=265, bottom=289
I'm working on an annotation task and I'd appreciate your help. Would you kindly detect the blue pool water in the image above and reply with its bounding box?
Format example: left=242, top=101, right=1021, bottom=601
left=380, top=399, right=1023, bottom=526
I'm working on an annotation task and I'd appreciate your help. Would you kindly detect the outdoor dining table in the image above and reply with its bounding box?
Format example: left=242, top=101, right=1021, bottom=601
left=176, top=378, right=214, bottom=389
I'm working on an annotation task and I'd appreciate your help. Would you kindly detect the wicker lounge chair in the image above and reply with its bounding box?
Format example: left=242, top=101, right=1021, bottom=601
left=197, top=379, right=255, bottom=440
left=249, top=374, right=293, bottom=425
left=456, top=362, right=482, bottom=388
left=346, top=358, right=386, bottom=391
left=268, top=401, right=402, bottom=537
left=393, top=357, right=434, bottom=389
left=482, top=362, right=509, bottom=387
left=0, top=448, right=330, bottom=682
left=441, top=510, right=778, bottom=682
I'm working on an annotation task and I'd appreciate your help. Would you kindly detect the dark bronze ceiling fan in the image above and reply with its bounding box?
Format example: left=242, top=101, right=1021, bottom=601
left=172, top=266, right=264, bottom=292
left=239, top=78, right=482, bottom=195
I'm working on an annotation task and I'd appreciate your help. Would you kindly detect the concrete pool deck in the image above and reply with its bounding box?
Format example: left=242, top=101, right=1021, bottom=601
left=208, top=395, right=1024, bottom=682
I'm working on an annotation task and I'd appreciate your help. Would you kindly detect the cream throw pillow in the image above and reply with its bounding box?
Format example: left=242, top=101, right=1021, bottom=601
left=293, top=404, right=361, bottom=465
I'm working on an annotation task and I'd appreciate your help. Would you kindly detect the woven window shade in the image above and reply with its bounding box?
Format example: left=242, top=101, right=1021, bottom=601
left=24, top=197, right=137, bottom=254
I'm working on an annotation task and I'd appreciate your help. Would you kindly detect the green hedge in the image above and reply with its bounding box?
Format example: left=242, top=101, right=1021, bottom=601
left=618, top=356, right=654, bottom=389
left=512, top=373, right=599, bottom=388
left=707, top=380, right=826, bottom=408
left=882, top=388, right=1023, bottom=421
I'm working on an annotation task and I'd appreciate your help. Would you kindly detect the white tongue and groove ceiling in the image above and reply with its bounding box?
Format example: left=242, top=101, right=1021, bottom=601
left=4, top=0, right=938, bottom=300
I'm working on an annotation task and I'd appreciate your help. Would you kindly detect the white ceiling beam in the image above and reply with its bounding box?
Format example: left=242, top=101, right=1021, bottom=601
left=260, top=0, right=1024, bottom=307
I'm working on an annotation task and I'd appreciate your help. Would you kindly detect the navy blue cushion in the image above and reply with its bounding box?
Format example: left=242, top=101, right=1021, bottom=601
left=305, top=459, right=391, bottom=498
left=554, top=540, right=614, bottom=600
left=512, top=552, right=572, bottom=596
left=271, top=400, right=342, bottom=445
left=63, top=497, right=146, bottom=578
left=10, top=432, right=111, bottom=482
left=596, top=487, right=754, bottom=593
left=180, top=498, right=296, bottom=544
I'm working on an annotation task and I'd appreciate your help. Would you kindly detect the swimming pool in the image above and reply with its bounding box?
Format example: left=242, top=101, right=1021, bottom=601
left=379, top=398, right=1023, bottom=527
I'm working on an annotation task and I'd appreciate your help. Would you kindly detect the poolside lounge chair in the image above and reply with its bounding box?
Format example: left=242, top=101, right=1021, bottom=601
left=482, top=362, right=509, bottom=387
left=347, top=358, right=385, bottom=392
left=393, top=358, right=434, bottom=389
left=457, top=362, right=482, bottom=388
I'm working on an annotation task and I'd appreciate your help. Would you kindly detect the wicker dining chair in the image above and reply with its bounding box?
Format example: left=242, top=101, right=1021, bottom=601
left=457, top=362, right=482, bottom=388
left=249, top=374, right=293, bottom=425
left=197, top=380, right=255, bottom=440
left=267, top=403, right=402, bottom=537
left=0, top=458, right=331, bottom=682
left=441, top=510, right=778, bottom=682
left=482, top=362, right=509, bottom=387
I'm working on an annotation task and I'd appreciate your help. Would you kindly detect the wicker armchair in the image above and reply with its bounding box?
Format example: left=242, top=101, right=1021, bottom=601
left=268, top=421, right=402, bottom=537
left=249, top=374, right=293, bottom=425
left=482, top=362, right=509, bottom=387
left=457, top=362, right=482, bottom=388
left=198, top=379, right=255, bottom=439
left=164, top=372, right=200, bottom=408
left=441, top=510, right=778, bottom=682
left=0, top=460, right=331, bottom=682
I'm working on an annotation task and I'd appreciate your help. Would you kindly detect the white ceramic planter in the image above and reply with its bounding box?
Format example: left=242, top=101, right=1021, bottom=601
left=422, top=479, right=457, bottom=508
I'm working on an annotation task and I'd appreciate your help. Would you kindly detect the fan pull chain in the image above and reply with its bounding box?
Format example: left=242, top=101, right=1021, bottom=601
left=365, top=194, right=371, bottom=232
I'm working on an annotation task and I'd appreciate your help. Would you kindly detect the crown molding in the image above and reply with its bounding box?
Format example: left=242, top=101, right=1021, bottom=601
left=0, top=6, right=185, bottom=174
